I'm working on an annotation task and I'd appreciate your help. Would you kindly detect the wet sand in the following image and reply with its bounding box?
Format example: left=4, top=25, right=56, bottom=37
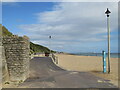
left=56, top=54, right=119, bottom=87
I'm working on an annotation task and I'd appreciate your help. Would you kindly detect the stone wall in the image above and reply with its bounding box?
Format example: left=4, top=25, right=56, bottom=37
left=2, top=46, right=9, bottom=83
left=0, top=24, right=9, bottom=86
left=2, top=35, right=30, bottom=82
left=0, top=24, right=2, bottom=87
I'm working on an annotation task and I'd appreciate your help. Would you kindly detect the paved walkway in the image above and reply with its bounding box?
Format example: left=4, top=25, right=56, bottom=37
left=18, top=57, right=117, bottom=88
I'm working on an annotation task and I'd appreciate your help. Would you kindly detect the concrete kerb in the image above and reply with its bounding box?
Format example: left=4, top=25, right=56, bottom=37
left=50, top=53, right=59, bottom=66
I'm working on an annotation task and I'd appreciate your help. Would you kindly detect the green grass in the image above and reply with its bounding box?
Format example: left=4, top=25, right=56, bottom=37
left=2, top=26, right=13, bottom=36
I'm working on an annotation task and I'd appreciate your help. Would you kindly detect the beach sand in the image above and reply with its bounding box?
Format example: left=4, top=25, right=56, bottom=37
left=56, top=54, right=119, bottom=87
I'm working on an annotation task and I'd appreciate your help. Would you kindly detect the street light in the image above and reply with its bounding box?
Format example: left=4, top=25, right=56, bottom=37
left=49, top=36, right=52, bottom=54
left=105, top=8, right=111, bottom=73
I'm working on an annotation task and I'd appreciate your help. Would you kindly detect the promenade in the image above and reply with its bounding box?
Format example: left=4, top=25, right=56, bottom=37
left=17, top=57, right=117, bottom=88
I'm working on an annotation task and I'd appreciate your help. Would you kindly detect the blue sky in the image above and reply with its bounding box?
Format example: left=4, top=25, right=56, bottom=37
left=2, top=2, right=54, bottom=33
left=2, top=2, right=118, bottom=53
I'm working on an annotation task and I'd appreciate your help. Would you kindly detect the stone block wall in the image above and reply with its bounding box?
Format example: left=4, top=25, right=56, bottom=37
left=2, top=46, right=9, bottom=83
left=2, top=35, right=30, bottom=82
left=0, top=24, right=2, bottom=86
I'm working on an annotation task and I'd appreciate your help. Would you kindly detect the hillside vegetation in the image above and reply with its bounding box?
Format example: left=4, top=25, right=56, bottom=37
left=2, top=25, right=55, bottom=54
left=2, top=26, right=13, bottom=36
left=30, top=42, right=55, bottom=54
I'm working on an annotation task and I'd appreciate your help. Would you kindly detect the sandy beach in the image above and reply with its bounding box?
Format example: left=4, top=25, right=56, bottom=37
left=56, top=54, right=119, bottom=87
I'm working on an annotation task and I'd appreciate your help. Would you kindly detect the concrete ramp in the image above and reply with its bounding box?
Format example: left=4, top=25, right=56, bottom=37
left=18, top=57, right=117, bottom=88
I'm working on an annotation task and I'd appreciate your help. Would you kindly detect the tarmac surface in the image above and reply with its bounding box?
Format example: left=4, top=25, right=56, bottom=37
left=18, top=57, right=117, bottom=88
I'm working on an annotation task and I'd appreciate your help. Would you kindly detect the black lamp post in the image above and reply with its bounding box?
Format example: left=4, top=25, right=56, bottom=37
left=49, top=36, right=52, bottom=54
left=105, top=8, right=111, bottom=73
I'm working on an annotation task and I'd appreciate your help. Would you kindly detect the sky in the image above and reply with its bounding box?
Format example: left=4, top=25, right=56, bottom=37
left=2, top=1, right=119, bottom=53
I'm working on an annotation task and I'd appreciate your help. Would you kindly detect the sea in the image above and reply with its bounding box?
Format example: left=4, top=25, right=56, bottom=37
left=70, top=53, right=120, bottom=58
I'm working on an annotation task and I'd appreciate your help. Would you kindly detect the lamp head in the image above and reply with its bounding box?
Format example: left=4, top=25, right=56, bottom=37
left=105, top=8, right=111, bottom=17
left=49, top=36, right=51, bottom=39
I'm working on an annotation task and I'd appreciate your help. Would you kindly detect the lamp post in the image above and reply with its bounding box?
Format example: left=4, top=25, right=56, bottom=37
left=105, top=8, right=111, bottom=73
left=49, top=36, right=52, bottom=55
